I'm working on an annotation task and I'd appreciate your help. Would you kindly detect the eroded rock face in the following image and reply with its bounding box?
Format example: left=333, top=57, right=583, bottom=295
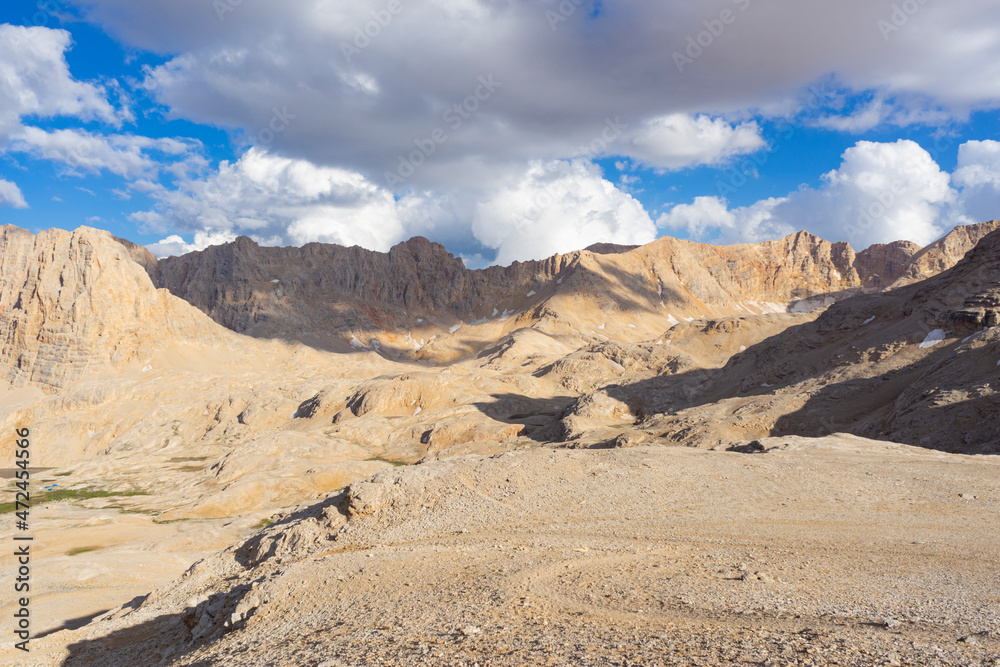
left=0, top=226, right=228, bottom=390
left=153, top=235, right=576, bottom=348
left=854, top=240, right=922, bottom=290
left=149, top=230, right=922, bottom=357
left=891, top=220, right=1000, bottom=288
left=635, top=228, right=1000, bottom=454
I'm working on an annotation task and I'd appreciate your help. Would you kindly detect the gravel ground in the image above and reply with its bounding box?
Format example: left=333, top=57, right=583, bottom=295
left=9, top=438, right=1000, bottom=666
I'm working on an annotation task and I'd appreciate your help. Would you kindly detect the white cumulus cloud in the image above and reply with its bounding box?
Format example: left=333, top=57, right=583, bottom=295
left=69, top=0, right=1000, bottom=186
left=472, top=160, right=656, bottom=266
left=657, top=196, right=792, bottom=244
left=0, top=25, right=118, bottom=136
left=0, top=178, right=27, bottom=209
left=658, top=140, right=966, bottom=250
left=953, top=139, right=1000, bottom=223
left=142, top=147, right=406, bottom=253
left=621, top=114, right=765, bottom=171
left=145, top=230, right=238, bottom=258
left=797, top=139, right=956, bottom=248
left=9, top=127, right=204, bottom=179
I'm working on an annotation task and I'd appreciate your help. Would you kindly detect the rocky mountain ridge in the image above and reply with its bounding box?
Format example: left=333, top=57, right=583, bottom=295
left=2, top=220, right=999, bottom=664
left=148, top=223, right=996, bottom=358
left=0, top=225, right=242, bottom=391
left=570, top=226, right=1000, bottom=454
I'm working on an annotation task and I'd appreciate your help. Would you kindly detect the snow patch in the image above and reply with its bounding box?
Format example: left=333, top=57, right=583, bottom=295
left=962, top=329, right=987, bottom=343
left=789, top=297, right=835, bottom=313
left=349, top=335, right=369, bottom=349
left=141, top=364, right=152, bottom=373
left=449, top=323, right=463, bottom=334
left=526, top=290, right=536, bottom=297
left=598, top=323, right=605, bottom=330
left=270, top=279, right=280, bottom=283
left=628, top=324, right=637, bottom=329
left=412, top=406, right=422, bottom=416
left=739, top=346, right=746, bottom=352
left=918, top=329, right=947, bottom=349
left=492, top=308, right=499, bottom=317
left=666, top=314, right=678, bottom=326
left=862, top=316, right=875, bottom=325
left=556, top=277, right=563, bottom=284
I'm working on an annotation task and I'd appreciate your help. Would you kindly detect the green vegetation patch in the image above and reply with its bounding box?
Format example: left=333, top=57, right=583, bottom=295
left=0, top=487, right=149, bottom=514
left=66, top=546, right=101, bottom=556
left=365, top=456, right=410, bottom=467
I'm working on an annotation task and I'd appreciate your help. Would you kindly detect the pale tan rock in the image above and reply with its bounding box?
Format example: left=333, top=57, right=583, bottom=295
left=0, top=225, right=238, bottom=391
left=891, top=220, right=1000, bottom=288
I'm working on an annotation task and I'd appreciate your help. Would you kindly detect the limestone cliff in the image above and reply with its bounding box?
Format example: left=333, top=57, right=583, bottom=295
left=891, top=220, right=1000, bottom=287
left=632, top=228, right=1000, bottom=454
left=152, top=230, right=922, bottom=355
left=0, top=225, right=235, bottom=390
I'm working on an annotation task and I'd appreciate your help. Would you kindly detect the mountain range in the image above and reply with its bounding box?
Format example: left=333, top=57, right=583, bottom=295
left=1, top=219, right=999, bottom=664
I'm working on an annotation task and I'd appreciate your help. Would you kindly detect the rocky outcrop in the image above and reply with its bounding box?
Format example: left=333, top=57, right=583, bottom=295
left=891, top=220, right=1000, bottom=288
left=0, top=225, right=235, bottom=390
left=854, top=240, right=922, bottom=290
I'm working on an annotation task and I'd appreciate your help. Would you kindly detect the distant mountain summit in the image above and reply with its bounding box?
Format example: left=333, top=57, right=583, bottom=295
left=146, top=222, right=997, bottom=359
left=1, top=221, right=995, bottom=391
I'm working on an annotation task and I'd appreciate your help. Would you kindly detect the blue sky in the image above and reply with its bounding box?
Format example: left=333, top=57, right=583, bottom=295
left=1, top=0, right=998, bottom=266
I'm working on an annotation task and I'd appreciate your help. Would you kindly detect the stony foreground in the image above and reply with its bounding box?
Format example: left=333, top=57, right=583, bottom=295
left=8, top=436, right=999, bottom=666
